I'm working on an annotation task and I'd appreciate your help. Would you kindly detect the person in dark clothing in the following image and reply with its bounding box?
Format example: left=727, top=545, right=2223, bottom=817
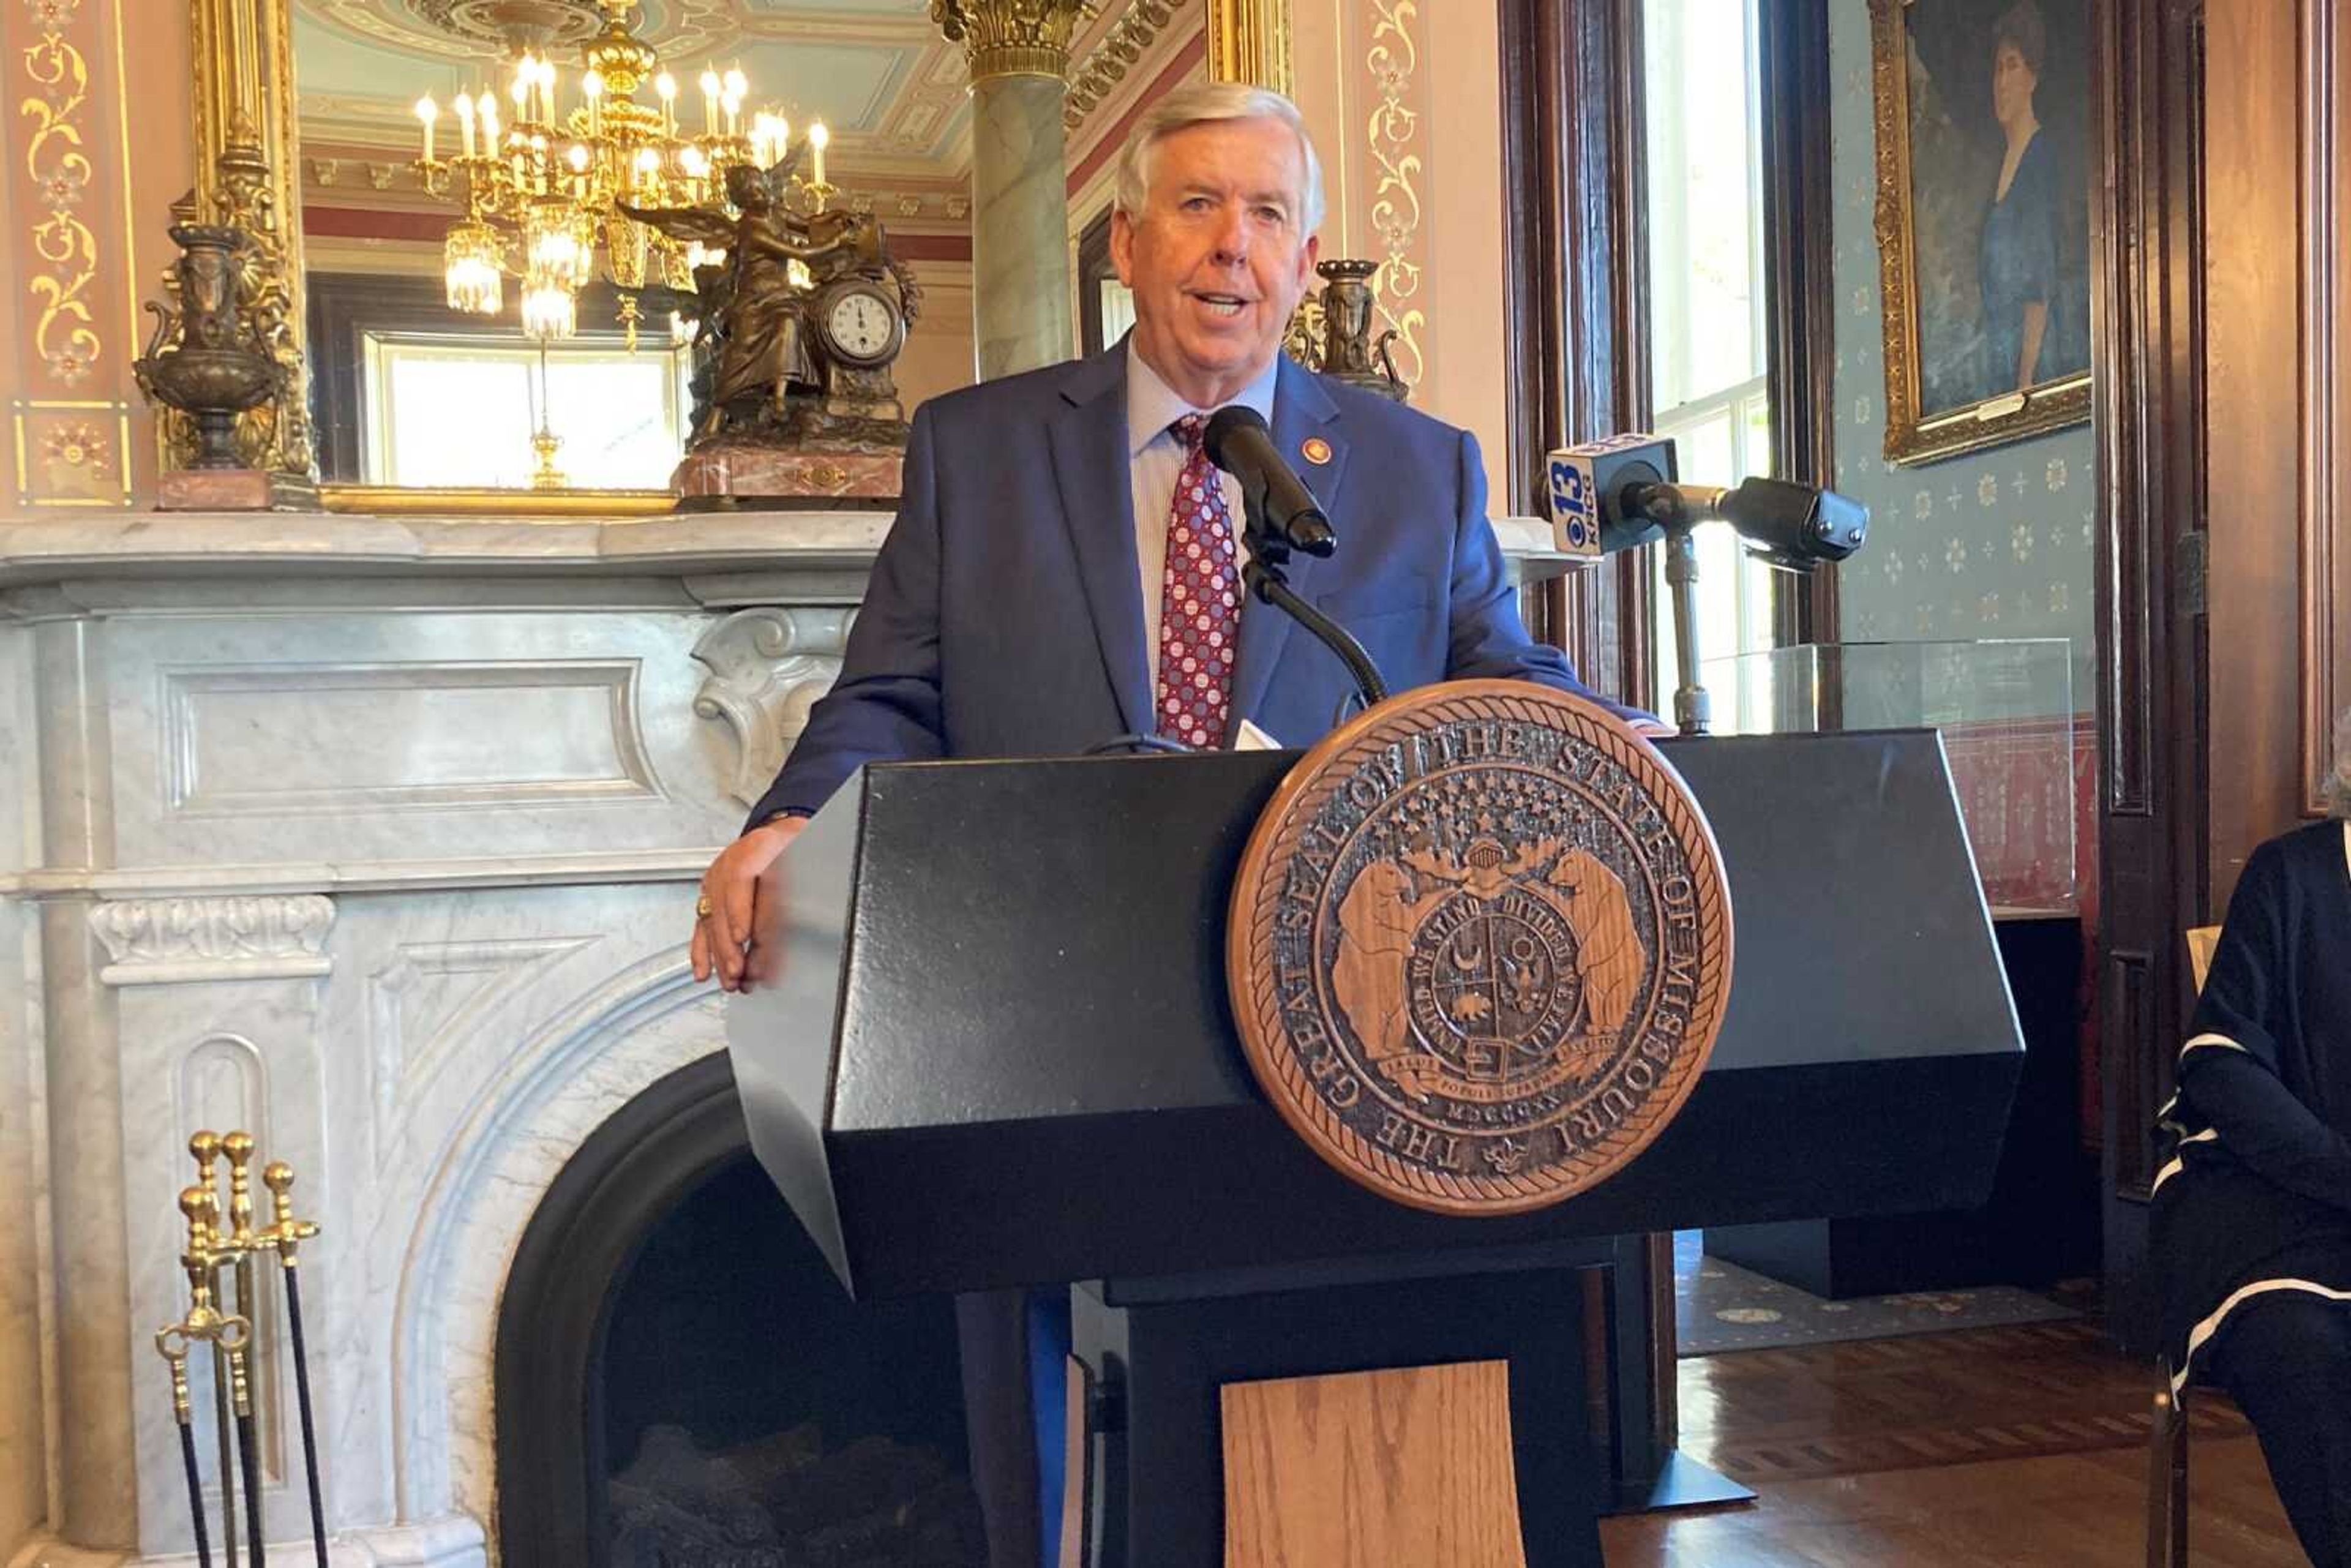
left=1979, top=1, right=2071, bottom=396
left=2154, top=708, right=2351, bottom=1566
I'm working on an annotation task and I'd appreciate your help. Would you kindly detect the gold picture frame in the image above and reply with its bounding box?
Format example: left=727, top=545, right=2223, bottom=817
left=1869, top=0, right=2093, bottom=466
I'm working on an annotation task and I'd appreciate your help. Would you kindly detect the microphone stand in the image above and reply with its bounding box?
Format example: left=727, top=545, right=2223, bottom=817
left=1660, top=522, right=1709, bottom=737
left=1235, top=500, right=1389, bottom=719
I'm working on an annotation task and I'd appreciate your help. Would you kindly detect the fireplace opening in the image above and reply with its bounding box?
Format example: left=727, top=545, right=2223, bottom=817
left=496, top=1053, right=984, bottom=1567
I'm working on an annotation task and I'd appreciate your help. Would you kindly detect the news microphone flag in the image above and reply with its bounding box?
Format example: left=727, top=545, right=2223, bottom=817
left=1545, top=433, right=1662, bottom=558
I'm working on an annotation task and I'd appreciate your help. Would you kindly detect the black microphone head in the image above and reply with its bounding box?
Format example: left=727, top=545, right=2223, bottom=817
left=1289, top=513, right=1338, bottom=558
left=1201, top=403, right=1270, bottom=473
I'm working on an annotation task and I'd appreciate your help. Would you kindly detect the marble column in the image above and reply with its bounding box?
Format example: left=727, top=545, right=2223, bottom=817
left=936, top=0, right=1087, bottom=379
left=32, top=619, right=137, bottom=1556
left=0, top=623, right=48, bottom=1559
left=972, top=73, right=1077, bottom=378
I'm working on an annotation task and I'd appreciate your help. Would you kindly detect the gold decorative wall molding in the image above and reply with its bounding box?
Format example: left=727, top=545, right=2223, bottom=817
left=20, top=0, right=100, bottom=390
left=1209, top=0, right=1291, bottom=92
left=931, top=0, right=1090, bottom=81
left=6, top=0, right=134, bottom=508
left=13, top=397, right=130, bottom=506
left=1065, top=0, right=1180, bottom=130
left=1365, top=0, right=1423, bottom=389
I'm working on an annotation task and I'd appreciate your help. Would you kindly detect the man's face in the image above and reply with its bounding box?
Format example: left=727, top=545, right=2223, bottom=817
left=1111, top=117, right=1319, bottom=406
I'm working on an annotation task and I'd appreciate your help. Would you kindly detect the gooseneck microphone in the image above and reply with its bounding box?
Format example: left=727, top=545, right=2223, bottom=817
left=1199, top=402, right=1385, bottom=720
left=1202, top=405, right=1338, bottom=557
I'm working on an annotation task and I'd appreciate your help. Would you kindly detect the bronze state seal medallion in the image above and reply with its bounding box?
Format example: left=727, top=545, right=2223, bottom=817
left=1228, top=681, right=1733, bottom=1215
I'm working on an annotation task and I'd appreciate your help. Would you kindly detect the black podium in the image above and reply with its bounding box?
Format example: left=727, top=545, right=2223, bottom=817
left=727, top=729, right=2024, bottom=1566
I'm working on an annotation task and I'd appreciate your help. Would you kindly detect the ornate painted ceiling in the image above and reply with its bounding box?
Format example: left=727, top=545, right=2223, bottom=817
left=291, top=0, right=975, bottom=181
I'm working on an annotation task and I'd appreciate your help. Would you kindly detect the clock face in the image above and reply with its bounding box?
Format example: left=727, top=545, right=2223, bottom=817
left=827, top=290, right=896, bottom=361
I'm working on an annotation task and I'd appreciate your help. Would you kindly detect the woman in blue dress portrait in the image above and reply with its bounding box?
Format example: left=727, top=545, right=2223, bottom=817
left=1976, top=2, right=2085, bottom=397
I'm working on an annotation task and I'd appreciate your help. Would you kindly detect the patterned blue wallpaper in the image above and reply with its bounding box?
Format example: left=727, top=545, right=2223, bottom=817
left=1826, top=0, right=2096, bottom=706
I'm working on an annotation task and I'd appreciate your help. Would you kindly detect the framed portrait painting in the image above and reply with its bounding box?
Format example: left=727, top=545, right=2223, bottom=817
left=1870, top=0, right=2093, bottom=464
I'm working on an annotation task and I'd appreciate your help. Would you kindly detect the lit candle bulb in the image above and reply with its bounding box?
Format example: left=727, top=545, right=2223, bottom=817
left=699, top=69, right=720, bottom=134
left=454, top=91, right=475, bottom=158
left=655, top=71, right=677, bottom=135
left=478, top=89, right=498, bottom=146
left=416, top=94, right=438, bottom=162
left=582, top=70, right=602, bottom=138
left=808, top=120, right=827, bottom=187
left=568, top=141, right=590, bottom=200
left=539, top=58, right=558, bottom=126
left=723, top=68, right=747, bottom=135
left=511, top=54, right=531, bottom=121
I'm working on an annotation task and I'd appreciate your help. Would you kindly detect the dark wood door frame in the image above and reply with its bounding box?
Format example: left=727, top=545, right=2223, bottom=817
left=1076, top=208, right=1117, bottom=359
left=1498, top=0, right=1667, bottom=1493
left=1502, top=0, right=1840, bottom=697
left=1497, top=0, right=1840, bottom=1487
left=2087, top=0, right=2209, bottom=1352
left=1759, top=0, right=1840, bottom=646
left=1501, top=0, right=1654, bottom=704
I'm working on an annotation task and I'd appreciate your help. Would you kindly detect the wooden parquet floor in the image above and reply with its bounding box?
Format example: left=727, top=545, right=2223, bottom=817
left=1598, top=1320, right=2310, bottom=1566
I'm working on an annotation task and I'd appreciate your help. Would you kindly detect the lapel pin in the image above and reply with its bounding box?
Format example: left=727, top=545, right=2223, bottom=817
left=1301, top=437, right=1333, bottom=466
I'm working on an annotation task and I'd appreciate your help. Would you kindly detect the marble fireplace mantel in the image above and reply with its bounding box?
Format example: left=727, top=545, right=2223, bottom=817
left=0, top=506, right=1574, bottom=1566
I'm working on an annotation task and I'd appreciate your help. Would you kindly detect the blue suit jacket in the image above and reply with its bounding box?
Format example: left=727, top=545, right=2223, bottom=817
left=747, top=344, right=1637, bottom=825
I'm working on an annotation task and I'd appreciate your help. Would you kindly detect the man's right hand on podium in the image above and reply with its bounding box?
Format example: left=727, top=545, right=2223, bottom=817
left=691, top=815, right=806, bottom=992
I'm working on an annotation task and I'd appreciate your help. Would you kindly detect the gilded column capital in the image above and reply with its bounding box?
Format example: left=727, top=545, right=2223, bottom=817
left=931, top=0, right=1089, bottom=81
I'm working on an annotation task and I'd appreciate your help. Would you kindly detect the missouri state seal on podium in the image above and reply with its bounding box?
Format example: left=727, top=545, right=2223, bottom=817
left=1229, top=681, right=1734, bottom=1216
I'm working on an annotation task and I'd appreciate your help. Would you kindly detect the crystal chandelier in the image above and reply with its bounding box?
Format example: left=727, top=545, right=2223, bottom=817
left=411, top=0, right=833, bottom=347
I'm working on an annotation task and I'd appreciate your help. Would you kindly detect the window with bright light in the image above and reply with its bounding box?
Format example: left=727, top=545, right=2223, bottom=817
left=362, top=334, right=692, bottom=489
left=1100, top=278, right=1136, bottom=347
left=1643, top=0, right=1777, bottom=719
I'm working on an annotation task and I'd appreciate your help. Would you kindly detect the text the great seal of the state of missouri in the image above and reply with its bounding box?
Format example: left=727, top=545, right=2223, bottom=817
left=1229, top=682, right=1733, bottom=1215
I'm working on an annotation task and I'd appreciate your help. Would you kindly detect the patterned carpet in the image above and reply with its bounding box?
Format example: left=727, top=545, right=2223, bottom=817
left=1674, top=1230, right=2082, bottom=1356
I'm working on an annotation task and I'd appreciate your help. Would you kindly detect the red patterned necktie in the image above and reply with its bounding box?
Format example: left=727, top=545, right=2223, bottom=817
left=1155, top=412, right=1242, bottom=749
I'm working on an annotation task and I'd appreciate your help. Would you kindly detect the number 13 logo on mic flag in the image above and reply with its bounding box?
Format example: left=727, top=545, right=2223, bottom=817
left=1547, top=434, right=1673, bottom=558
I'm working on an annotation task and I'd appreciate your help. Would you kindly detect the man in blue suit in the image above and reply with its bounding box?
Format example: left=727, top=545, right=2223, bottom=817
left=691, top=79, right=1649, bottom=1565
left=693, top=83, right=1645, bottom=973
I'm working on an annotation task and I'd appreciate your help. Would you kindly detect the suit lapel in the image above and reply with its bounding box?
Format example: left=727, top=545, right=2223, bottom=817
left=1046, top=347, right=1153, bottom=736
left=1232, top=358, right=1348, bottom=734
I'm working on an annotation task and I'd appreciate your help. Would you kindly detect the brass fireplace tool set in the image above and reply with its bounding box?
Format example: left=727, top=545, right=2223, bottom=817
left=154, top=1130, right=328, bottom=1567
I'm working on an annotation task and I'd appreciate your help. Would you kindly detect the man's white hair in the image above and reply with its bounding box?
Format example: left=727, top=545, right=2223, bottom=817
left=1111, top=81, right=1325, bottom=238
left=2327, top=705, right=2351, bottom=819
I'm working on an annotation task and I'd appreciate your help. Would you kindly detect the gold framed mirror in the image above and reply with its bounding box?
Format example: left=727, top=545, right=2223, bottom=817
left=184, top=0, right=1290, bottom=515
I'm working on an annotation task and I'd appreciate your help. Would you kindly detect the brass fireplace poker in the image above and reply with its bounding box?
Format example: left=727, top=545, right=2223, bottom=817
left=189, top=1132, right=241, bottom=1568
left=264, top=1158, right=328, bottom=1567
left=156, top=1130, right=328, bottom=1568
